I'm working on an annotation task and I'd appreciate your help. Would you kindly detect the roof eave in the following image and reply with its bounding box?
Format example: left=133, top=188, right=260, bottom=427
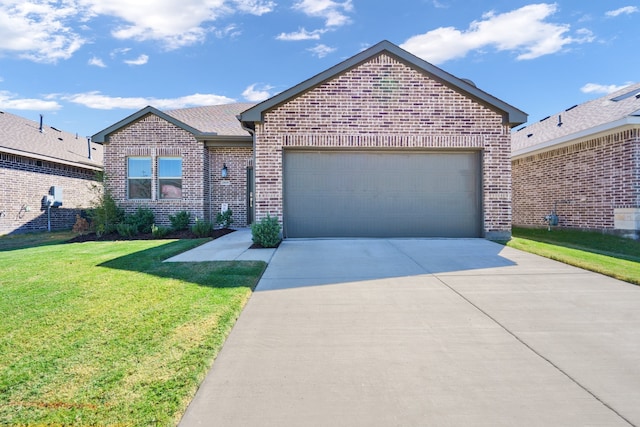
left=0, top=146, right=103, bottom=171
left=91, top=106, right=209, bottom=143
left=512, top=116, right=640, bottom=159
left=239, top=40, right=527, bottom=127
left=200, top=135, right=253, bottom=148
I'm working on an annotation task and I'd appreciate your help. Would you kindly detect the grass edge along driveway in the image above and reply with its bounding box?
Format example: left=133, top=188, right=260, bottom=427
left=506, top=227, right=640, bottom=286
left=0, top=233, right=266, bottom=426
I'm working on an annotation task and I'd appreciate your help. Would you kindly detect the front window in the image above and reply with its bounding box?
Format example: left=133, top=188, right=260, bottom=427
left=128, top=157, right=152, bottom=199
left=158, top=157, right=182, bottom=199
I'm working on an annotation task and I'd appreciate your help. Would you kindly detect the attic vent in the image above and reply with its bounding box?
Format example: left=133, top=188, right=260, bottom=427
left=540, top=116, right=550, bottom=122
left=610, top=89, right=640, bottom=102
left=51, top=126, right=61, bottom=132
left=460, top=78, right=476, bottom=87
left=527, top=133, right=533, bottom=138
left=565, top=105, right=578, bottom=111
left=57, top=137, right=63, bottom=141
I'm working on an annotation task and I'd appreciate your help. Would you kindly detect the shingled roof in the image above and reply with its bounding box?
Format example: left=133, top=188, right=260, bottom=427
left=512, top=82, right=640, bottom=158
left=165, top=103, right=255, bottom=136
left=92, top=103, right=255, bottom=144
left=0, top=111, right=103, bottom=170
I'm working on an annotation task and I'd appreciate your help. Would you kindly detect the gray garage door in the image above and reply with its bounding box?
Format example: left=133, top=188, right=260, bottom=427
left=283, top=150, right=482, bottom=238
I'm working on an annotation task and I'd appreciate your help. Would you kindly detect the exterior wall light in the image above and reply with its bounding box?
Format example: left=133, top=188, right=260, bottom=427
left=221, top=163, right=228, bottom=178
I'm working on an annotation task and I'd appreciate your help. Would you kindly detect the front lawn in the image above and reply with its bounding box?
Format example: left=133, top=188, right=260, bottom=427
left=0, top=234, right=265, bottom=426
left=507, top=227, right=640, bottom=285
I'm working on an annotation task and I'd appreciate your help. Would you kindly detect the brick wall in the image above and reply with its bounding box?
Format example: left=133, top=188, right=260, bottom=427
left=0, top=152, right=100, bottom=234
left=104, top=114, right=210, bottom=226
left=253, top=53, right=513, bottom=238
left=512, top=128, right=640, bottom=230
left=209, top=147, right=253, bottom=227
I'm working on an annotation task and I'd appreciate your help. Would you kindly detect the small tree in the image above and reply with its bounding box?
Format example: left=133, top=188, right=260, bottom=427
left=87, top=175, right=124, bottom=236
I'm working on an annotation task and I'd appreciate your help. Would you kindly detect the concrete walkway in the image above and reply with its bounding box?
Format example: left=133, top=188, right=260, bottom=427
left=178, top=238, right=640, bottom=427
left=165, top=228, right=275, bottom=263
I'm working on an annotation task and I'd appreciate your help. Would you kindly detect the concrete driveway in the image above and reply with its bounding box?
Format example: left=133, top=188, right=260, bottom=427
left=179, top=238, right=640, bottom=427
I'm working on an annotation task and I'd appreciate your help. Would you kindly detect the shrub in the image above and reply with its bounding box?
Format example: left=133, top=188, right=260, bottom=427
left=251, top=214, right=281, bottom=248
left=191, top=218, right=214, bottom=238
left=151, top=224, right=170, bottom=239
left=116, top=223, right=137, bottom=238
left=125, top=207, right=155, bottom=234
left=169, top=211, right=191, bottom=231
left=215, top=209, right=234, bottom=229
left=88, top=188, right=124, bottom=237
left=72, top=214, right=90, bottom=235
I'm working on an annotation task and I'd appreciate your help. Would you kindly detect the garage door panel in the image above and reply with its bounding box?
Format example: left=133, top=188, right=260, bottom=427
left=284, top=151, right=481, bottom=238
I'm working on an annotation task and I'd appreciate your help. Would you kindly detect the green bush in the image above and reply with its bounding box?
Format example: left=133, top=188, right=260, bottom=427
left=88, top=189, right=124, bottom=237
left=151, top=224, right=170, bottom=239
left=116, top=223, right=137, bottom=238
left=251, top=214, right=281, bottom=248
left=191, top=218, right=214, bottom=238
left=215, top=209, right=234, bottom=229
left=169, top=211, right=191, bottom=231
left=125, top=207, right=155, bottom=234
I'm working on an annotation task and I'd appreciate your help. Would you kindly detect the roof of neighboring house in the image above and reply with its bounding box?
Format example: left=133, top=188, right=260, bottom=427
left=512, top=82, right=640, bottom=158
left=0, top=110, right=103, bottom=171
left=92, top=103, right=255, bottom=143
left=239, top=40, right=527, bottom=128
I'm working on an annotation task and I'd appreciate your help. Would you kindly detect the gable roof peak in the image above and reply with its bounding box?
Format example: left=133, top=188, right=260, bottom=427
left=240, top=39, right=526, bottom=127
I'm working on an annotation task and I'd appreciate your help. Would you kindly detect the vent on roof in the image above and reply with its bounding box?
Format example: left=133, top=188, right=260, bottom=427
left=565, top=105, right=578, bottom=111
left=540, top=116, right=550, bottom=122
left=557, top=115, right=563, bottom=127
left=527, top=133, right=533, bottom=138
left=611, top=89, right=640, bottom=102
left=51, top=126, right=61, bottom=132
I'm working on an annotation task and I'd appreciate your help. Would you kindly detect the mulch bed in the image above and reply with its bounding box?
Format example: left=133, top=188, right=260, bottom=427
left=67, top=228, right=235, bottom=243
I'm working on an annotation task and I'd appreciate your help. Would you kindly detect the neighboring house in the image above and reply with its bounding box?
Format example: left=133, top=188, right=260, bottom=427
left=93, top=40, right=526, bottom=239
left=0, top=111, right=103, bottom=235
left=511, top=83, right=640, bottom=239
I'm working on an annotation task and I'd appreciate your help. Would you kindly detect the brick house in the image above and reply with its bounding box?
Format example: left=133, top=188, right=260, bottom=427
left=93, top=40, right=526, bottom=239
left=0, top=111, right=103, bottom=235
left=512, top=83, right=640, bottom=239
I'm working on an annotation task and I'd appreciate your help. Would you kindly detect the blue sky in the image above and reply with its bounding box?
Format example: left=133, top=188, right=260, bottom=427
left=0, top=0, right=638, bottom=139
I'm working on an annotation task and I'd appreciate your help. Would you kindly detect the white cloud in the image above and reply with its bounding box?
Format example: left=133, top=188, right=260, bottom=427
left=215, top=24, right=242, bottom=38
left=0, top=0, right=276, bottom=61
left=124, top=54, right=149, bottom=65
left=0, top=90, right=61, bottom=110
left=401, top=3, right=594, bottom=64
left=233, top=0, right=276, bottom=15
left=0, top=1, right=87, bottom=63
left=82, top=0, right=275, bottom=49
left=580, top=83, right=629, bottom=94
left=276, top=28, right=326, bottom=41
left=605, top=6, right=639, bottom=17
left=307, top=43, right=335, bottom=58
left=242, top=84, right=274, bottom=102
left=63, top=91, right=236, bottom=110
left=88, top=56, right=106, bottom=67
left=293, top=0, right=354, bottom=27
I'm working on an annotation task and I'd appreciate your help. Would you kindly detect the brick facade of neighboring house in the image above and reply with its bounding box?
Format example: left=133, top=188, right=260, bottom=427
left=94, top=41, right=526, bottom=239
left=0, top=111, right=103, bottom=235
left=511, top=83, right=640, bottom=239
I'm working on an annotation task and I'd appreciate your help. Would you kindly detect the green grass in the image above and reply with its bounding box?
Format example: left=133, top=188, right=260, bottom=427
left=0, top=234, right=266, bottom=426
left=507, top=227, right=640, bottom=285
